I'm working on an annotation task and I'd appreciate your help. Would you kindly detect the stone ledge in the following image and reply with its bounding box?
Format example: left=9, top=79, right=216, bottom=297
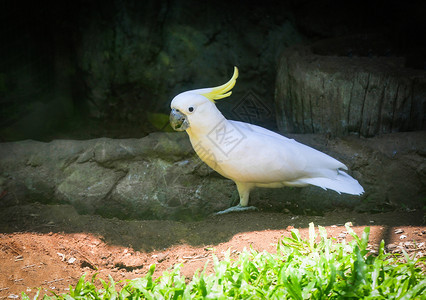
left=1, top=131, right=424, bottom=220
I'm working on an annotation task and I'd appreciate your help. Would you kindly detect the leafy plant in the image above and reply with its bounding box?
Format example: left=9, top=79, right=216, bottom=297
left=23, top=223, right=425, bottom=299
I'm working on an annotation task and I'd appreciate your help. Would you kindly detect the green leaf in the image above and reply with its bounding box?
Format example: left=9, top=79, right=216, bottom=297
left=360, top=226, right=370, bottom=250
left=324, top=261, right=336, bottom=295
left=353, top=245, right=368, bottom=286
left=308, top=222, right=316, bottom=251
left=399, top=278, right=426, bottom=300
left=282, top=274, right=303, bottom=300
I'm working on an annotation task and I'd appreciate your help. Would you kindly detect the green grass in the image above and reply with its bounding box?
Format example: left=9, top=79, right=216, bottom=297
left=24, top=223, right=425, bottom=299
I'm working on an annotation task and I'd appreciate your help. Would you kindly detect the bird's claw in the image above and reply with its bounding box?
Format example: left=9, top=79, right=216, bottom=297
left=214, top=205, right=258, bottom=215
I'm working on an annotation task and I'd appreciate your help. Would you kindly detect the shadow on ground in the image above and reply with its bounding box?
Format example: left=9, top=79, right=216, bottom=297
left=0, top=203, right=424, bottom=251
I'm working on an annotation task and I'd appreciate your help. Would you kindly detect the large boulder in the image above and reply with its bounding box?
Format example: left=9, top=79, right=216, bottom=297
left=0, top=133, right=233, bottom=220
left=275, top=35, right=426, bottom=137
left=0, top=131, right=425, bottom=220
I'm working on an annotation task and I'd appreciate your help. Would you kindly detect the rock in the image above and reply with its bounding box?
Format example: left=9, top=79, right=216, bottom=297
left=0, top=133, right=233, bottom=220
left=275, top=35, right=426, bottom=137
left=56, top=162, right=126, bottom=210
left=0, top=131, right=425, bottom=220
left=386, top=244, right=397, bottom=251
left=67, top=257, right=76, bottom=264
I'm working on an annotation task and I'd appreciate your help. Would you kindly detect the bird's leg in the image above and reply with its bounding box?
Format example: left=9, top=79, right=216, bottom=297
left=214, top=182, right=257, bottom=215
left=236, top=182, right=251, bottom=206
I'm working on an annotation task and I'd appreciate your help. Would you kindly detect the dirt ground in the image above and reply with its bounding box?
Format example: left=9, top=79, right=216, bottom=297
left=0, top=203, right=425, bottom=299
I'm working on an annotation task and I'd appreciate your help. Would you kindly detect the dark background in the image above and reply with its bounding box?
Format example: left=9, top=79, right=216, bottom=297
left=1, top=0, right=425, bottom=141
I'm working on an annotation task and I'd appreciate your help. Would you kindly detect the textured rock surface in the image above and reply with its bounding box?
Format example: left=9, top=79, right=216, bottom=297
left=275, top=36, right=426, bottom=137
left=1, top=131, right=425, bottom=220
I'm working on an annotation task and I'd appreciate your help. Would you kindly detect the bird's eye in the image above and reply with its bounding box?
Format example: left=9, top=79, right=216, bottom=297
left=188, top=106, right=194, bottom=113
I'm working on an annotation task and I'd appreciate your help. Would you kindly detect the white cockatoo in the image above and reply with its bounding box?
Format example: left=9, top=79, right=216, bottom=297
left=170, top=67, right=364, bottom=214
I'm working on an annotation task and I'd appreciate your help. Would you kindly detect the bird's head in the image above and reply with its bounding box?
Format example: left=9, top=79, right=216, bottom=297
left=170, top=67, right=238, bottom=133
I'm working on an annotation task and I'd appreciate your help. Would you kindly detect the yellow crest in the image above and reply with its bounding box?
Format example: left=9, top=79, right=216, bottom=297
left=201, top=67, right=239, bottom=103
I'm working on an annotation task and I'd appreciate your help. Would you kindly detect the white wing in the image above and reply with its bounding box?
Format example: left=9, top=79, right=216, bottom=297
left=214, top=120, right=363, bottom=195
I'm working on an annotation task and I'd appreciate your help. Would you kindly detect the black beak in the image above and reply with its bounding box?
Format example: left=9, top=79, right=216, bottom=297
left=170, top=108, right=189, bottom=131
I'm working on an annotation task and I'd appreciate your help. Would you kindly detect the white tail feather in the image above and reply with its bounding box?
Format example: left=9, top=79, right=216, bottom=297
left=299, top=170, right=364, bottom=195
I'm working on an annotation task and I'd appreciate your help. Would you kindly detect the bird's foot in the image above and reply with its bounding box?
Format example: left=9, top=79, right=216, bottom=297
left=214, top=205, right=258, bottom=215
